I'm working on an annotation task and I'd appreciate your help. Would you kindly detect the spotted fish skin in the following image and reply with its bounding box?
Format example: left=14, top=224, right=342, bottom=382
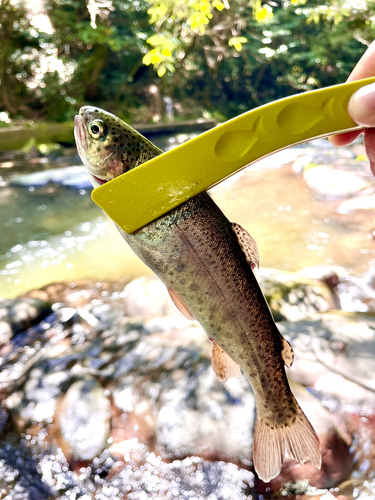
left=74, top=106, right=321, bottom=482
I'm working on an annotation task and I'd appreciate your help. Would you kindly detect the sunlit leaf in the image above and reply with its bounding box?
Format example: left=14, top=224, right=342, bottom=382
left=255, top=4, right=274, bottom=23
left=142, top=52, right=153, bottom=66
left=157, top=65, right=166, bottom=77
left=228, top=36, right=247, bottom=51
left=212, top=0, right=226, bottom=11
left=165, top=62, right=176, bottom=72
left=161, top=48, right=172, bottom=57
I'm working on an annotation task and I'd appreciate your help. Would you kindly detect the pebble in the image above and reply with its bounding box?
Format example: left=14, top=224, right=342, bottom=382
left=56, top=377, right=111, bottom=461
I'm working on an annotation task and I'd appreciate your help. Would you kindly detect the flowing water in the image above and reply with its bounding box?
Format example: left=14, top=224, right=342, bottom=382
left=1, top=133, right=375, bottom=299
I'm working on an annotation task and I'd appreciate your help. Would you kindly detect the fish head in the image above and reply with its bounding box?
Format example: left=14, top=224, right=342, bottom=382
left=74, top=106, right=160, bottom=186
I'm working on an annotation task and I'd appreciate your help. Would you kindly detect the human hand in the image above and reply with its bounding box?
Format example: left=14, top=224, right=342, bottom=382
left=329, top=41, right=375, bottom=175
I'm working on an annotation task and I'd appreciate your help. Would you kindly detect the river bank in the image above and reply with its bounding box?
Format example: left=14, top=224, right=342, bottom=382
left=0, top=118, right=217, bottom=152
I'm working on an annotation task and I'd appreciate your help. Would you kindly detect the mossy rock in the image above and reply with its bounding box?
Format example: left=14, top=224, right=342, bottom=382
left=256, top=268, right=338, bottom=322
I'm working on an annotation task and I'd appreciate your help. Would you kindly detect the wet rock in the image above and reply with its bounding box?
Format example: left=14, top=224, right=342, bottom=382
left=337, top=193, right=375, bottom=214
left=256, top=269, right=337, bottom=321
left=340, top=410, right=375, bottom=479
left=111, top=455, right=254, bottom=500
left=0, top=320, right=12, bottom=345
left=26, top=277, right=130, bottom=309
left=110, top=391, right=157, bottom=452
left=3, top=277, right=375, bottom=498
left=0, top=296, right=52, bottom=337
left=123, top=275, right=181, bottom=318
left=56, top=377, right=111, bottom=461
left=334, top=272, right=375, bottom=313
left=303, top=166, right=370, bottom=197
left=0, top=434, right=52, bottom=500
left=5, top=363, right=70, bottom=430
left=279, top=311, right=375, bottom=407
left=155, top=369, right=255, bottom=463
left=106, top=320, right=256, bottom=465
left=0, top=408, right=8, bottom=432
left=40, top=445, right=255, bottom=500
left=337, top=478, right=375, bottom=500
left=56, top=307, right=77, bottom=325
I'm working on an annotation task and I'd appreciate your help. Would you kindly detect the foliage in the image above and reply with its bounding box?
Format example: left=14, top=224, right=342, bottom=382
left=2, top=0, right=375, bottom=122
left=0, top=0, right=41, bottom=117
left=139, top=0, right=375, bottom=118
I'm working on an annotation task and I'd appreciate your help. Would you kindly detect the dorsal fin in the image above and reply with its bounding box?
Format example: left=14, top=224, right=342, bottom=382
left=279, top=334, right=294, bottom=367
left=232, top=222, right=260, bottom=270
left=167, top=286, right=195, bottom=321
left=211, top=340, right=241, bottom=381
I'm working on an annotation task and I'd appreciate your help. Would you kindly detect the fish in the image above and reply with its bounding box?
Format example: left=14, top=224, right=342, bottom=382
left=74, top=106, right=321, bottom=482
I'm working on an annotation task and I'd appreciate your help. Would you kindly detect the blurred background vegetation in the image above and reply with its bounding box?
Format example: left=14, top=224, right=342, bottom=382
left=1, top=0, right=375, bottom=125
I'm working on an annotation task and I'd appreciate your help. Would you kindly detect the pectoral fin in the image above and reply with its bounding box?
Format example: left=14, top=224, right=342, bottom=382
left=211, top=340, right=241, bottom=381
left=167, top=286, right=195, bottom=321
left=232, top=223, right=260, bottom=270
left=280, top=334, right=294, bottom=368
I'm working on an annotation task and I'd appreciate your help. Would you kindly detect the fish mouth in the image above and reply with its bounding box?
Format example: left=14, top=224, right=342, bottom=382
left=74, top=112, right=107, bottom=186
left=90, top=173, right=107, bottom=186
left=74, top=115, right=87, bottom=154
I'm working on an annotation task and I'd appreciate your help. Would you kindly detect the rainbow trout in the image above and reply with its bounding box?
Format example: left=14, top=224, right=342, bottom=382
left=74, top=106, right=321, bottom=482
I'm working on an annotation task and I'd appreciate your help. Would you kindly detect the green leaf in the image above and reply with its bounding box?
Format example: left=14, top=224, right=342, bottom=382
left=157, top=65, right=166, bottom=77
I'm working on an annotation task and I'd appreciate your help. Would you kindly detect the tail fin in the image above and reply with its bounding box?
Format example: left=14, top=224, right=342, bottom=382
left=253, top=403, right=321, bottom=483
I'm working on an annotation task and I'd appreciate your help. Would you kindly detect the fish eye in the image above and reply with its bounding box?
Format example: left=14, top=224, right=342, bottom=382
left=88, top=120, right=107, bottom=139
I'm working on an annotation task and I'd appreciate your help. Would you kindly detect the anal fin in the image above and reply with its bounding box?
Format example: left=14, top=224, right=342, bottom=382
left=232, top=223, right=260, bottom=270
left=167, top=286, right=195, bottom=321
left=211, top=340, right=241, bottom=381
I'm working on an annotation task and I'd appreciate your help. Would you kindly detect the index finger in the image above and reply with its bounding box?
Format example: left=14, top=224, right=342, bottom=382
left=329, top=41, right=375, bottom=147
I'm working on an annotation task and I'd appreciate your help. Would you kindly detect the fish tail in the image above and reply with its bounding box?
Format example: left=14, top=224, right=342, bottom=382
left=253, top=402, right=321, bottom=482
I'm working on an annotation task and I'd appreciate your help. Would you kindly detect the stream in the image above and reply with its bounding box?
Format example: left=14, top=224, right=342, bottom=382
left=1, top=133, right=375, bottom=301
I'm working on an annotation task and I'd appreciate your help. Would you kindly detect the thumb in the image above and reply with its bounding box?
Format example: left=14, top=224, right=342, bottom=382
left=348, top=82, right=375, bottom=128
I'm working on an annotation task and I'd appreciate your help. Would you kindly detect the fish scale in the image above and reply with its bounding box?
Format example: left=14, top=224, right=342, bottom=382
left=74, top=105, right=321, bottom=482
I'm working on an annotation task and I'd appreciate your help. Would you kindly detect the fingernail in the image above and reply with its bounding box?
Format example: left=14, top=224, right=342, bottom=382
left=348, top=83, right=375, bottom=127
